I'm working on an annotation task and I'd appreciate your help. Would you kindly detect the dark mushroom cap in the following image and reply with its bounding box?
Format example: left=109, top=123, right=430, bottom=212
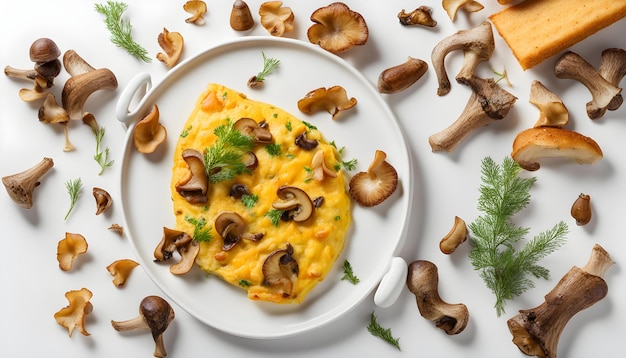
left=30, top=38, right=61, bottom=63
left=139, top=296, right=175, bottom=341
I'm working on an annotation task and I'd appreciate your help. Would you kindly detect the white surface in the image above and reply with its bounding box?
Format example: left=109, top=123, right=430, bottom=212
left=1, top=1, right=624, bottom=357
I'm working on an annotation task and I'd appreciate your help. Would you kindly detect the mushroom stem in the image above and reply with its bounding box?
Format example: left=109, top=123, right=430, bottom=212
left=4, top=65, right=39, bottom=82
left=2, top=157, right=54, bottom=209
left=429, top=76, right=517, bottom=152
left=507, top=244, right=614, bottom=358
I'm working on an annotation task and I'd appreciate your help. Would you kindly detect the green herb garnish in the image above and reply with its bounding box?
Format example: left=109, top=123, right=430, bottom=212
left=266, top=209, right=284, bottom=226
left=238, top=279, right=251, bottom=287
left=492, top=67, right=512, bottom=87
left=64, top=178, right=83, bottom=220
left=204, top=120, right=255, bottom=183
left=303, top=121, right=317, bottom=130
left=180, top=125, right=192, bottom=138
left=341, top=260, right=360, bottom=284
left=468, top=157, right=568, bottom=316
left=95, top=1, right=151, bottom=62
left=184, top=215, right=212, bottom=242
left=248, top=51, right=280, bottom=87
left=241, top=194, right=258, bottom=209
left=264, top=143, right=282, bottom=157
left=367, top=312, right=400, bottom=350
left=341, top=158, right=358, bottom=171
left=285, top=121, right=292, bottom=131
left=93, top=127, right=114, bottom=175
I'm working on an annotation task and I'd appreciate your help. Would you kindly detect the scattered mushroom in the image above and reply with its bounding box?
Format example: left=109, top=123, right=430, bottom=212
left=377, top=57, right=428, bottom=94
left=511, top=127, right=603, bottom=171
left=57, top=232, right=88, bottom=271
left=229, top=183, right=252, bottom=199
left=111, top=295, right=175, bottom=358
left=93, top=187, right=112, bottom=215
left=431, top=21, right=494, bottom=96
left=348, top=150, right=398, bottom=207
left=175, top=149, right=209, bottom=204
left=554, top=49, right=625, bottom=119
left=439, top=216, right=468, bottom=254
left=507, top=244, right=614, bottom=358
left=262, top=243, right=299, bottom=297
left=397, top=7, right=437, bottom=27
left=214, top=211, right=263, bottom=251
left=406, top=260, right=469, bottom=335
left=272, top=186, right=315, bottom=222
left=133, top=104, right=167, bottom=154
left=38, top=93, right=74, bottom=151
left=259, top=1, right=295, bottom=37
left=529, top=80, right=569, bottom=128
left=183, top=0, right=207, bottom=25
left=311, top=149, right=337, bottom=181
left=54, top=288, right=93, bottom=337
left=154, top=227, right=199, bottom=275
left=108, top=223, right=124, bottom=236
left=230, top=0, right=255, bottom=31
left=307, top=2, right=369, bottom=53
left=297, top=86, right=357, bottom=120
left=156, top=28, right=184, bottom=68
left=294, top=131, right=319, bottom=150
left=429, top=76, right=517, bottom=152
left=598, top=48, right=626, bottom=107
left=106, top=259, right=140, bottom=287
left=442, top=0, right=484, bottom=22
left=234, top=117, right=273, bottom=143
left=571, top=193, right=592, bottom=226
left=2, top=157, right=54, bottom=209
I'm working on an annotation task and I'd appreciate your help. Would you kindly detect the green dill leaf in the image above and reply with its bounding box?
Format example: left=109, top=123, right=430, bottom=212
left=95, top=1, right=151, bottom=62
left=342, top=158, right=358, bottom=171
left=367, top=312, right=400, bottom=350
left=265, top=143, right=282, bottom=157
left=285, top=121, right=292, bottom=131
left=93, top=127, right=114, bottom=175
left=468, top=156, right=568, bottom=316
left=180, top=125, right=192, bottom=138
left=254, top=51, right=280, bottom=83
left=341, top=260, right=360, bottom=284
left=204, top=120, right=255, bottom=183
left=303, top=121, right=317, bottom=130
left=64, top=178, right=83, bottom=220
left=184, top=215, right=212, bottom=242
left=266, top=209, right=284, bottom=226
left=285, top=153, right=296, bottom=160
left=238, top=279, right=251, bottom=287
left=241, top=194, right=258, bottom=209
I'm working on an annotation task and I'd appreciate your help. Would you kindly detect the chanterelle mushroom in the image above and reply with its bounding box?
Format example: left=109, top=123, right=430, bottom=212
left=272, top=186, right=314, bottom=222
left=259, top=1, right=295, bottom=37
left=2, top=157, right=54, bottom=209
left=297, top=86, right=357, bottom=120
left=54, top=288, right=93, bottom=337
left=111, top=295, right=175, bottom=358
left=93, top=187, right=112, bottom=215
left=183, top=0, right=207, bottom=25
left=397, top=7, right=437, bottom=27
left=262, top=243, right=299, bottom=297
left=106, top=259, right=139, bottom=287
left=134, top=104, right=167, bottom=154
left=431, top=21, right=494, bottom=96
left=307, top=2, right=369, bottom=53
left=57, top=232, right=88, bottom=271
left=156, top=28, right=184, bottom=68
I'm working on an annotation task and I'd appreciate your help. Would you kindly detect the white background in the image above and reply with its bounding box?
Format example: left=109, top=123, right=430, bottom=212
left=1, top=1, right=624, bottom=357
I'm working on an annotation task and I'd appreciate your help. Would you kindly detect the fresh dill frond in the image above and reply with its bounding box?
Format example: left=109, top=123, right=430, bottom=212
left=341, top=260, right=360, bottom=284
left=266, top=209, right=284, bottom=226
left=285, top=121, right=292, bottom=131
left=238, top=279, right=251, bottom=287
left=93, top=127, right=114, bottom=175
left=241, top=194, right=258, bottom=209
left=264, top=143, right=282, bottom=157
left=367, top=312, right=400, bottom=350
left=341, top=158, right=358, bottom=171
left=204, top=120, right=255, bottom=183
left=64, top=178, right=83, bottom=220
left=303, top=121, right=317, bottom=130
left=95, top=1, right=151, bottom=62
left=468, top=156, right=568, bottom=316
left=492, top=67, right=513, bottom=87
left=255, top=52, right=280, bottom=82
left=184, top=215, right=212, bottom=242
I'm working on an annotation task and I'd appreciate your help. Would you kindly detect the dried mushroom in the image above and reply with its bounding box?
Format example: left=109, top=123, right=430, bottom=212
left=133, top=104, right=167, bottom=154
left=54, top=288, right=93, bottom=337
left=156, top=28, right=184, bottom=68
left=439, top=216, right=468, bottom=254
left=2, top=157, right=54, bottom=209
left=183, top=0, right=207, bottom=25
left=307, top=2, right=368, bottom=53
left=259, top=1, right=295, bottom=36
left=93, top=187, right=112, bottom=215
left=107, top=259, right=139, bottom=287
left=442, top=0, right=484, bottom=22
left=57, top=232, right=88, bottom=271
left=349, top=150, right=398, bottom=207
left=175, top=149, right=209, bottom=204
left=529, top=80, right=569, bottom=128
left=397, top=7, right=437, bottom=27
left=230, top=0, right=254, bottom=31
left=154, top=227, right=199, bottom=275
left=571, top=193, right=592, bottom=226
left=297, top=86, right=357, bottom=119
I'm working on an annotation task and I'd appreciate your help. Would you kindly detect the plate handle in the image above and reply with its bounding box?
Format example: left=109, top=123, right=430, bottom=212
left=373, top=256, right=407, bottom=308
left=115, top=72, right=152, bottom=127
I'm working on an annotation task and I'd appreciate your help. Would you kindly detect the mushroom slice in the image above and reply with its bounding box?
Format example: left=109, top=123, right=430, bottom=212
left=54, top=288, right=94, bottom=337
left=233, top=117, right=273, bottom=143
left=294, top=131, right=319, bottom=150
left=262, top=243, right=299, bottom=297
left=442, top=0, right=484, bottom=22
left=57, top=232, right=88, bottom=271
left=214, top=211, right=263, bottom=251
left=175, top=149, right=209, bottom=204
left=530, top=80, right=569, bottom=128
left=61, top=63, right=118, bottom=120
left=38, top=93, right=69, bottom=124
left=259, top=1, right=295, bottom=37
left=106, top=259, right=139, bottom=287
left=183, top=0, right=207, bottom=25
left=93, top=187, right=112, bottom=215
left=156, top=28, right=184, bottom=68
left=154, top=227, right=198, bottom=274
left=297, top=86, right=357, bottom=120
left=511, top=127, right=603, bottom=171
left=311, top=149, right=337, bottom=181
left=272, top=186, right=314, bottom=222
left=133, top=104, right=167, bottom=154
left=307, top=2, right=368, bottom=53
left=349, top=150, right=398, bottom=207
left=397, top=7, right=437, bottom=27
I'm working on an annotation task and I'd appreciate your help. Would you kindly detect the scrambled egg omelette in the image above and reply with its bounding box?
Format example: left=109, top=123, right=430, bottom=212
left=170, top=83, right=351, bottom=304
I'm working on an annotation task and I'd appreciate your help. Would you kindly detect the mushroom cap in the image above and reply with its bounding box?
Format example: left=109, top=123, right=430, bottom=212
left=93, top=187, right=113, bottom=215
left=183, top=0, right=207, bottom=25
left=262, top=243, right=299, bottom=296
left=57, top=232, right=88, bottom=271
left=156, top=28, right=184, bottom=68
left=442, top=0, right=484, bottom=22
left=30, top=38, right=61, bottom=63
left=133, top=104, right=167, bottom=154
left=529, top=80, right=569, bottom=128
left=348, top=150, right=398, bottom=207
left=214, top=211, right=249, bottom=251
left=272, top=186, right=314, bottom=222
left=259, top=1, right=295, bottom=36
left=297, top=85, right=357, bottom=119
left=106, top=259, right=139, bottom=287
left=54, top=288, right=93, bottom=337
left=154, top=227, right=193, bottom=262
left=139, top=296, right=175, bottom=341
left=230, top=0, right=255, bottom=31
left=175, top=149, right=209, bottom=204
left=398, top=6, right=437, bottom=27
left=307, top=2, right=369, bottom=53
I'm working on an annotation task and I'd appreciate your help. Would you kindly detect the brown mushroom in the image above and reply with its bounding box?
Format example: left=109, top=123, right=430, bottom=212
left=259, top=1, right=295, bottom=37
left=153, top=227, right=199, bottom=275
left=183, top=0, right=207, bottom=25
left=348, top=150, right=398, bottom=207
left=272, top=186, right=314, bottom=222
left=529, top=80, right=569, bottom=128
left=230, top=0, right=255, bottom=31
left=297, top=86, right=357, bottom=120
left=214, top=211, right=263, bottom=251
left=2, top=157, right=54, bottom=209
left=397, top=7, right=437, bottom=27
left=93, top=187, right=112, bottom=215
left=377, top=57, right=428, bottom=94
left=106, top=259, right=139, bottom=287
left=311, top=149, right=337, bottom=181
left=442, top=0, right=484, bottom=22
left=156, top=28, right=184, bottom=68
left=234, top=117, right=273, bottom=143
left=54, top=288, right=94, bottom=337
left=307, top=2, right=368, bottom=53
left=294, top=131, right=319, bottom=150
left=57, top=232, right=88, bottom=271
left=439, top=216, right=468, bottom=254
left=262, top=243, right=299, bottom=297
left=111, top=296, right=175, bottom=358
left=4, top=38, right=61, bottom=97
left=133, top=104, right=167, bottom=154
left=175, top=149, right=209, bottom=204
left=571, top=193, right=592, bottom=226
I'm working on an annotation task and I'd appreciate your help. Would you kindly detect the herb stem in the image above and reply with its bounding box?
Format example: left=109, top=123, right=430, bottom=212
left=95, top=1, right=151, bottom=62
left=64, top=178, right=83, bottom=220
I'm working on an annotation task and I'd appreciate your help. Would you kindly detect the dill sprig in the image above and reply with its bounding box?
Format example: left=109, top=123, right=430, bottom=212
left=367, top=312, right=400, bottom=350
left=64, top=178, right=83, bottom=220
left=256, top=52, right=280, bottom=81
left=468, top=156, right=568, bottom=316
left=203, top=120, right=255, bottom=183
left=95, top=1, right=151, bottom=62
left=93, top=127, right=114, bottom=175
left=341, top=259, right=360, bottom=284
left=266, top=209, right=284, bottom=226
left=184, top=215, right=212, bottom=242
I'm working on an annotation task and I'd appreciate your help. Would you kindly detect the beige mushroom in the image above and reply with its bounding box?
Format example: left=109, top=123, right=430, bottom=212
left=439, top=216, right=468, bottom=254
left=348, top=149, right=398, bottom=207
left=311, top=149, right=337, bottom=181
left=54, top=288, right=94, bottom=337
left=57, top=232, right=88, bottom=271
left=397, top=7, right=437, bottom=27
left=262, top=243, right=299, bottom=297
left=2, top=157, right=54, bottom=209
left=259, top=1, right=295, bottom=36
left=156, top=28, right=184, bottom=68
left=183, top=0, right=207, bottom=25
left=307, top=2, right=368, bottom=53
left=133, top=104, right=167, bottom=154
left=529, top=80, right=569, bottom=128
left=175, top=149, right=209, bottom=204
left=297, top=86, right=357, bottom=120
left=272, top=186, right=315, bottom=222
left=106, top=259, right=139, bottom=287
left=442, top=0, right=484, bottom=22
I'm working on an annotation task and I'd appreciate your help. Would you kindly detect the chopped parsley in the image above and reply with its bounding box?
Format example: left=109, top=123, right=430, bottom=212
left=264, top=143, right=282, bottom=157
left=180, top=125, right=192, bottom=138
left=266, top=209, right=284, bottom=226
left=184, top=215, right=212, bottom=242
left=341, top=260, right=360, bottom=284
left=241, top=193, right=258, bottom=209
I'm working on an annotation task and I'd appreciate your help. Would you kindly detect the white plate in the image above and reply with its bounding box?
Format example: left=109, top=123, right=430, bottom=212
left=116, top=36, right=414, bottom=339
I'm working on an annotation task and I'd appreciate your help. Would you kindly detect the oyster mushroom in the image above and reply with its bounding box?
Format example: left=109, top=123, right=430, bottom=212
left=529, top=80, right=569, bottom=128
left=156, top=28, right=184, bottom=68
left=106, top=259, right=139, bottom=287
left=183, top=0, right=207, bottom=25
left=133, top=104, right=167, bottom=154
left=297, top=85, right=357, bottom=120
left=93, top=187, right=112, bottom=215
left=259, top=1, right=295, bottom=36
left=307, top=2, right=369, bottom=53
left=154, top=227, right=199, bottom=275
left=175, top=149, right=209, bottom=204
left=2, top=157, right=54, bottom=209
left=262, top=243, right=299, bottom=297
left=57, top=232, right=88, bottom=271
left=234, top=117, right=273, bottom=143
left=214, top=211, right=263, bottom=251
left=272, top=186, right=314, bottom=222
left=349, top=150, right=398, bottom=207
left=54, top=288, right=94, bottom=337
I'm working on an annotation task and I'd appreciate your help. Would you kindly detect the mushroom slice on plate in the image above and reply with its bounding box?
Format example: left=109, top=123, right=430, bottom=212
left=153, top=227, right=199, bottom=275
left=175, top=148, right=209, bottom=204
left=262, top=243, right=299, bottom=297
left=349, top=150, right=398, bottom=207
left=215, top=211, right=263, bottom=251
left=272, top=186, right=314, bottom=222
left=297, top=85, right=357, bottom=120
